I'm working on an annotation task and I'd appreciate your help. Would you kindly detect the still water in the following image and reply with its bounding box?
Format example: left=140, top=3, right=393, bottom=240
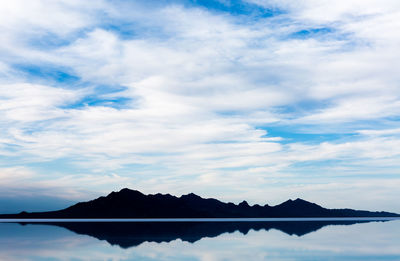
left=0, top=219, right=399, bottom=260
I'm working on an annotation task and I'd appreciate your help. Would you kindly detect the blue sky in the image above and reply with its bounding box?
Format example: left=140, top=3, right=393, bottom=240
left=1, top=0, right=400, bottom=213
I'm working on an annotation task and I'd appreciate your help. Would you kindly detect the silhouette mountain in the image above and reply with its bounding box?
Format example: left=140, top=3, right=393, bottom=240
left=19, top=220, right=383, bottom=248
left=0, top=188, right=398, bottom=218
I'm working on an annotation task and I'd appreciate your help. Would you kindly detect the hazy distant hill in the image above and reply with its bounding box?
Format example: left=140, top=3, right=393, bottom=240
left=0, top=188, right=398, bottom=218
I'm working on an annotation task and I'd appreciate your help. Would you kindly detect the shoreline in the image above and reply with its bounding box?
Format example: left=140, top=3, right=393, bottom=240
left=0, top=217, right=399, bottom=222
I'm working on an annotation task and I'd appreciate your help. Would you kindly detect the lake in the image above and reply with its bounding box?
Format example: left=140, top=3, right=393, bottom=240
left=0, top=218, right=399, bottom=260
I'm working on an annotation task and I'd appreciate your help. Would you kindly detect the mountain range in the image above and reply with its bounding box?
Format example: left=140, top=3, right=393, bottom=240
left=0, top=188, right=398, bottom=218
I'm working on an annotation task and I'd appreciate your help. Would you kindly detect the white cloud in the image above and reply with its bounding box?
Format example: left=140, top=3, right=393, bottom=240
left=248, top=0, right=400, bottom=23
left=358, top=128, right=400, bottom=137
left=0, top=0, right=400, bottom=212
left=0, top=0, right=106, bottom=35
left=295, top=96, right=400, bottom=123
left=0, top=167, right=34, bottom=185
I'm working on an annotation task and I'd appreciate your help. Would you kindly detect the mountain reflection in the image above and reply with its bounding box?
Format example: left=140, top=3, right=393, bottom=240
left=19, top=220, right=381, bottom=249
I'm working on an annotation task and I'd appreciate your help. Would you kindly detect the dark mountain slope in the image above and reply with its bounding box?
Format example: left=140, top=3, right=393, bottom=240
left=0, top=188, right=398, bottom=218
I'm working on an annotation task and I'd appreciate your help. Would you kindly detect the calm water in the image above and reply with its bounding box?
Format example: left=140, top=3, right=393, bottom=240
left=0, top=219, right=399, bottom=260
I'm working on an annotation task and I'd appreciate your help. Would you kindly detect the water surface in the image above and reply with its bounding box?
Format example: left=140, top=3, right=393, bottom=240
left=0, top=218, right=399, bottom=260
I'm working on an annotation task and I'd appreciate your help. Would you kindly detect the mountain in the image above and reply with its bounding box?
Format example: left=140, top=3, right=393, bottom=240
left=0, top=188, right=398, bottom=218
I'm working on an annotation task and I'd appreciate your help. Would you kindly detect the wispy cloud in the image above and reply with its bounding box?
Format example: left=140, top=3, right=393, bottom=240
left=0, top=0, right=399, bottom=212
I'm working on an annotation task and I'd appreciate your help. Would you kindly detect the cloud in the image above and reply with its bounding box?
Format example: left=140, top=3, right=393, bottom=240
left=295, top=96, right=400, bottom=124
left=0, top=0, right=400, bottom=212
left=0, top=167, right=33, bottom=185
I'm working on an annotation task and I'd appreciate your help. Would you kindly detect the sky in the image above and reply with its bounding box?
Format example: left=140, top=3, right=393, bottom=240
left=1, top=0, right=400, bottom=214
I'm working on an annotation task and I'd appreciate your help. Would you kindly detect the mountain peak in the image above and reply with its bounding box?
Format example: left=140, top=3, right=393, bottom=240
left=294, top=198, right=308, bottom=203
left=278, top=198, right=312, bottom=206
left=181, top=192, right=201, bottom=199
left=119, top=188, right=140, bottom=193
left=238, top=200, right=250, bottom=207
left=107, top=188, right=144, bottom=199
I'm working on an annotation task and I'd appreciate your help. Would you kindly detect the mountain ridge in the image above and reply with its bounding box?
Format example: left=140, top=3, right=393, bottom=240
left=0, top=188, right=398, bottom=218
